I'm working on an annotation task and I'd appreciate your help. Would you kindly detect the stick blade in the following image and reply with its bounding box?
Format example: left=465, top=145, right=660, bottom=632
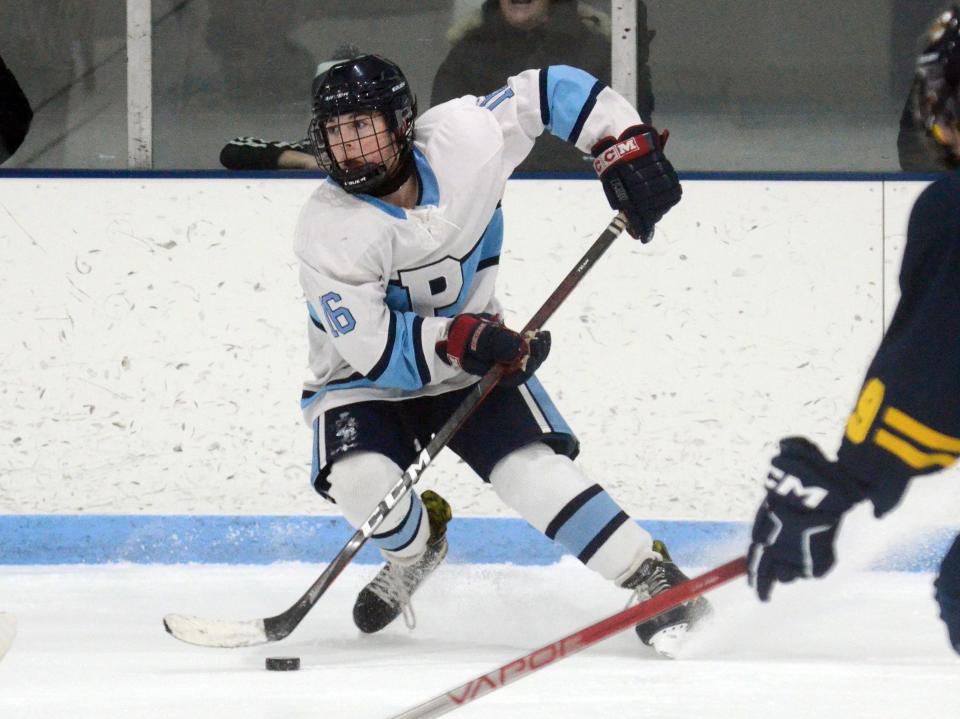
left=163, top=613, right=268, bottom=648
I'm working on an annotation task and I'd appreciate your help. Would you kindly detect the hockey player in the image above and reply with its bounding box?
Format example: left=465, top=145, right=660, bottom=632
left=295, top=52, right=709, bottom=654
left=747, top=6, right=960, bottom=655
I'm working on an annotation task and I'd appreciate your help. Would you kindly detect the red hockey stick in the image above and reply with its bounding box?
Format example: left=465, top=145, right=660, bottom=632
left=388, top=556, right=747, bottom=719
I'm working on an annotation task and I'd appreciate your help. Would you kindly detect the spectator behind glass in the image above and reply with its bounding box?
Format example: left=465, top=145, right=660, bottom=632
left=431, top=0, right=655, bottom=173
left=0, top=1, right=94, bottom=167
left=0, top=54, right=33, bottom=164
left=893, top=0, right=954, bottom=172
left=897, top=82, right=949, bottom=171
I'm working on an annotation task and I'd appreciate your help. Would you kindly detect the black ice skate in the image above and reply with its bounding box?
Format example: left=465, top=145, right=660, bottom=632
left=621, top=539, right=712, bottom=657
left=352, top=490, right=452, bottom=634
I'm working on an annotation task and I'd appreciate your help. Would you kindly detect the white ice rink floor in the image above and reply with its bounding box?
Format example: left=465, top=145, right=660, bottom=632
left=1, top=560, right=958, bottom=719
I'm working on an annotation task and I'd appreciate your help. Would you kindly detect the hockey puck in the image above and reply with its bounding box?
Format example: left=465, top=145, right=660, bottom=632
left=265, top=656, right=300, bottom=671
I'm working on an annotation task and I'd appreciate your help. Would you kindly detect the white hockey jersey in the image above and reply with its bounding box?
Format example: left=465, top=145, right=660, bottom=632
left=294, top=66, right=642, bottom=425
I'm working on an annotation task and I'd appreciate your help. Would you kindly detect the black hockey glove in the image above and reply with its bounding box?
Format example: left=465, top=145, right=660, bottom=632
left=591, top=125, right=681, bottom=243
left=437, top=313, right=550, bottom=387
left=219, top=137, right=315, bottom=170
left=748, top=437, right=864, bottom=601
left=219, top=137, right=285, bottom=170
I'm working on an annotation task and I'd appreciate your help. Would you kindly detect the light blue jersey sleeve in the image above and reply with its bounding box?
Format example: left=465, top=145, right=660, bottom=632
left=474, top=66, right=643, bottom=172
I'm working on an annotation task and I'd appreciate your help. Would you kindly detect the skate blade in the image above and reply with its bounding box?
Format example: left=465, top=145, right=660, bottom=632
left=648, top=621, right=689, bottom=659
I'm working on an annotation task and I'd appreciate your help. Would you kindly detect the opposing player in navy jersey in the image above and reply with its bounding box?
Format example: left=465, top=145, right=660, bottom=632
left=294, top=52, right=706, bottom=654
left=747, top=7, right=960, bottom=655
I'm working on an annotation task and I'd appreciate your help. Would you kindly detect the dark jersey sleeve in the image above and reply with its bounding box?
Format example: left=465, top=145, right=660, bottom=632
left=0, top=54, right=33, bottom=163
left=837, top=174, right=960, bottom=515
left=219, top=137, right=312, bottom=170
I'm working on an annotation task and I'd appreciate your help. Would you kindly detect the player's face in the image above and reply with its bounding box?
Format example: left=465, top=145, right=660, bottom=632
left=499, top=0, right=550, bottom=30
left=324, top=111, right=398, bottom=172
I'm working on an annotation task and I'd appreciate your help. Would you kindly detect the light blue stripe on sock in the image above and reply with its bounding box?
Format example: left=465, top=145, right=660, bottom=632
left=551, top=490, right=622, bottom=558
left=372, top=494, right=424, bottom=553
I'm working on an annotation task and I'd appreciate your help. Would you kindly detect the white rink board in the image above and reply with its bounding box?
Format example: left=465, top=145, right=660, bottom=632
left=0, top=177, right=930, bottom=519
left=882, top=180, right=927, bottom=326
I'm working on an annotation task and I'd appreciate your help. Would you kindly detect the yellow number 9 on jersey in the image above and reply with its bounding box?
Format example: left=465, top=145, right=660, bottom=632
left=845, top=377, right=886, bottom=444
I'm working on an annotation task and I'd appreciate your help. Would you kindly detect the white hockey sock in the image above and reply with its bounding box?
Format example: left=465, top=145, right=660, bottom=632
left=489, top=442, right=656, bottom=581
left=327, top=451, right=430, bottom=562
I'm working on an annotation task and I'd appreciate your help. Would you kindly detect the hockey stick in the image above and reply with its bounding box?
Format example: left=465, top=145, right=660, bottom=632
left=0, top=612, right=16, bottom=662
left=388, top=557, right=747, bottom=719
left=163, top=212, right=629, bottom=648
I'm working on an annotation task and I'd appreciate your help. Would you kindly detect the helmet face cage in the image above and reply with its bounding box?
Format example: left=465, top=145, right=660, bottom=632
left=913, top=6, right=960, bottom=139
left=309, top=55, right=416, bottom=195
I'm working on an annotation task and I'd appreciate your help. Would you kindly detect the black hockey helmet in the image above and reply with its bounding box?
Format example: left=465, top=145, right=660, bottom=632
left=913, top=6, right=960, bottom=145
left=309, top=54, right=417, bottom=196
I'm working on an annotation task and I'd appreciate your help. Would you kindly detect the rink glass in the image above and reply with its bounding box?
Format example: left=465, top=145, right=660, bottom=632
left=0, top=0, right=946, bottom=172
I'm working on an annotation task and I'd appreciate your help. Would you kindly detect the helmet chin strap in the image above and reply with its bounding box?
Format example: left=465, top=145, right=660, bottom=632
left=365, top=148, right=415, bottom=198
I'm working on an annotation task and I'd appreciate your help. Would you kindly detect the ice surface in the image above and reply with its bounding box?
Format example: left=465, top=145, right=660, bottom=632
left=1, top=560, right=957, bottom=718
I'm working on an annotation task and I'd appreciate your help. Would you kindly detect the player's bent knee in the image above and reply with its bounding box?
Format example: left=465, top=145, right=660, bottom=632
left=489, top=442, right=591, bottom=521
left=326, top=451, right=405, bottom=528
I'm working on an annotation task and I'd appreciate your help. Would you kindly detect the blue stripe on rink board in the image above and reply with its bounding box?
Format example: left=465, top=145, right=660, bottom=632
left=0, top=515, right=954, bottom=571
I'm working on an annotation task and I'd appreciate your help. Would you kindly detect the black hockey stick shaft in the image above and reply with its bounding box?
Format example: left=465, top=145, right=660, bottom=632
left=164, top=212, right=628, bottom=646
left=261, top=212, right=629, bottom=642
left=389, top=557, right=748, bottom=719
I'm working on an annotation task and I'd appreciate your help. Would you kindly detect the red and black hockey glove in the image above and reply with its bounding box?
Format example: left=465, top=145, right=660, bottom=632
left=437, top=313, right=551, bottom=387
left=591, top=124, right=681, bottom=242
left=747, top=437, right=865, bottom=601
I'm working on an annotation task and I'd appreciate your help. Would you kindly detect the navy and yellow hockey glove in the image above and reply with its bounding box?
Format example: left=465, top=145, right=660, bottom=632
left=591, top=124, right=681, bottom=242
left=748, top=437, right=864, bottom=600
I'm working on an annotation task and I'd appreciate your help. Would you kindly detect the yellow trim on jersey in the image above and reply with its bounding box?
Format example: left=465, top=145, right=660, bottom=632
left=874, top=429, right=958, bottom=470
left=882, top=407, right=960, bottom=453
left=844, top=376, right=960, bottom=470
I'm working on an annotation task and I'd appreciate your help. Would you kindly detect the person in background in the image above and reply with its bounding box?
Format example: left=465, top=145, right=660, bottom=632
left=0, top=53, right=32, bottom=164
left=747, top=6, right=960, bottom=656
left=0, top=1, right=101, bottom=167
left=898, top=81, right=953, bottom=171
left=893, top=0, right=947, bottom=171
left=430, top=0, right=655, bottom=173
